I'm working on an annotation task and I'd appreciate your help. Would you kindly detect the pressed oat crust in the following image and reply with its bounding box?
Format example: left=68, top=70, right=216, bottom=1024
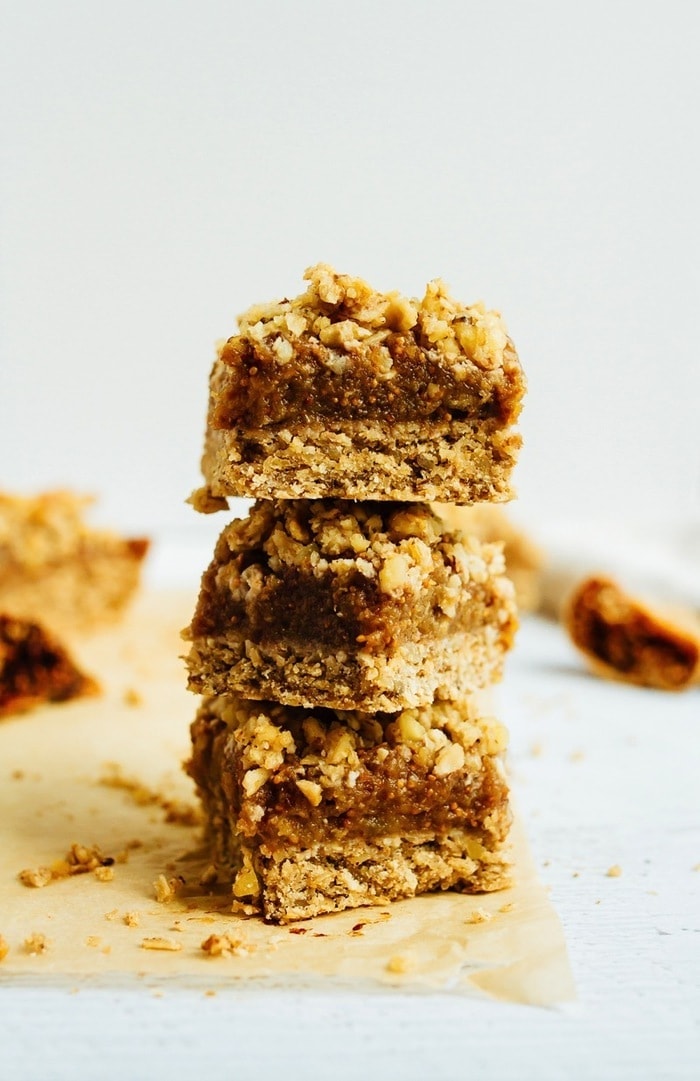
left=0, top=490, right=149, bottom=636
left=196, top=264, right=525, bottom=504
left=187, top=693, right=512, bottom=923
left=186, top=500, right=517, bottom=711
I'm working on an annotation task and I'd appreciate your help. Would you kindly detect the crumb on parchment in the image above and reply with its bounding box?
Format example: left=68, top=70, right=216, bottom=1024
left=386, top=955, right=409, bottom=974
left=606, top=865, right=622, bottom=878
left=24, top=933, right=49, bottom=955
left=98, top=763, right=202, bottom=827
left=201, top=933, right=254, bottom=958
left=140, top=937, right=182, bottom=952
left=18, top=842, right=116, bottom=888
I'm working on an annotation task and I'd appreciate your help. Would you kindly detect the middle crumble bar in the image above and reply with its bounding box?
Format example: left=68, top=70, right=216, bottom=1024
left=186, top=500, right=517, bottom=712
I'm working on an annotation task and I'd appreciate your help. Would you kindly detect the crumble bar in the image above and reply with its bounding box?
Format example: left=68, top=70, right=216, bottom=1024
left=0, top=614, right=98, bottom=718
left=187, top=693, right=511, bottom=923
left=566, top=575, right=700, bottom=691
left=0, top=490, right=149, bottom=635
left=196, top=264, right=525, bottom=505
left=185, top=500, right=517, bottom=712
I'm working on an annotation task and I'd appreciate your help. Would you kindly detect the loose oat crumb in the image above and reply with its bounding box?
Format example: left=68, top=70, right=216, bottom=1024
left=24, top=932, right=49, bottom=955
left=18, top=842, right=116, bottom=889
left=530, top=741, right=543, bottom=757
left=201, top=932, right=253, bottom=958
left=498, top=902, right=516, bottom=914
left=153, top=873, right=178, bottom=903
left=124, top=911, right=140, bottom=928
left=0, top=935, right=9, bottom=961
left=569, top=750, right=585, bottom=762
left=105, top=908, right=120, bottom=921
left=204, top=989, right=217, bottom=997
left=99, top=763, right=202, bottom=827
left=123, top=687, right=143, bottom=707
left=18, top=866, right=53, bottom=888
left=85, top=935, right=101, bottom=948
left=386, top=954, right=409, bottom=974
left=465, top=907, right=493, bottom=924
left=11, top=769, right=25, bottom=780
left=93, top=865, right=114, bottom=882
left=140, top=937, right=182, bottom=952
left=606, top=864, right=622, bottom=878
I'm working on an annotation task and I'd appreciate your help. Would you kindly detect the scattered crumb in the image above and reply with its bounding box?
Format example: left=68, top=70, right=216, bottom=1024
left=102, top=946, right=111, bottom=955
left=289, top=927, right=308, bottom=935
left=692, top=864, right=700, bottom=873
left=204, top=990, right=217, bottom=997
left=18, top=842, right=116, bottom=888
left=606, top=865, right=622, bottom=878
left=124, top=911, right=141, bottom=927
left=0, top=935, right=9, bottom=961
left=104, top=909, right=120, bottom=922
left=123, top=687, right=143, bottom=707
left=386, top=955, right=409, bottom=975
left=569, top=750, right=585, bottom=763
left=572, top=871, right=580, bottom=878
left=11, top=769, right=25, bottom=780
left=153, top=873, right=179, bottom=903
left=98, top=763, right=202, bottom=827
left=201, top=933, right=254, bottom=958
left=93, top=865, right=114, bottom=883
left=498, top=902, right=516, bottom=914
left=85, top=936, right=101, bottom=948
left=465, top=907, right=493, bottom=924
left=529, top=741, right=543, bottom=757
left=140, top=936, right=182, bottom=952
left=24, top=933, right=49, bottom=955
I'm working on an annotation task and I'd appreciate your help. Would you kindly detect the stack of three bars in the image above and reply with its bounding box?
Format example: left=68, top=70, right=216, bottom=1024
left=185, top=265, right=525, bottom=923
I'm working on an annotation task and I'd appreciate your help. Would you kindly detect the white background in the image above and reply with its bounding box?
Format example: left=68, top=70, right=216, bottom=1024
left=1, top=0, right=699, bottom=546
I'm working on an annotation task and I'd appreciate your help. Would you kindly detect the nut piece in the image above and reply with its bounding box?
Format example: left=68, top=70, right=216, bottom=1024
left=295, top=779, right=323, bottom=807
left=433, top=742, right=466, bottom=777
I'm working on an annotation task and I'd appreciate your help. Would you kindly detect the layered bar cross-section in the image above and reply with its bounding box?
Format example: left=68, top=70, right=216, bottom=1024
left=187, top=692, right=512, bottom=923
left=195, top=264, right=525, bottom=506
left=185, top=499, right=517, bottom=712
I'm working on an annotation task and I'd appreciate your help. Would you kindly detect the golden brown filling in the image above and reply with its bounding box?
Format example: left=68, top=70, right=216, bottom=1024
left=0, top=614, right=98, bottom=717
left=212, top=336, right=517, bottom=428
left=568, top=577, right=699, bottom=690
left=228, top=750, right=507, bottom=852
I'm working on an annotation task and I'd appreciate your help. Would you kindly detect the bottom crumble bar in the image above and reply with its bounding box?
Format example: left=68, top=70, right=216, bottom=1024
left=187, top=694, right=511, bottom=923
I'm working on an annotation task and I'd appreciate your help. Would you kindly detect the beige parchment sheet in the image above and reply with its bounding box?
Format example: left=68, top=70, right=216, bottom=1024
left=0, top=592, right=575, bottom=1003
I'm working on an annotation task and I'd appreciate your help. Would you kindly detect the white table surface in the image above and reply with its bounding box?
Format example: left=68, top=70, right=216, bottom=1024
left=2, top=549, right=699, bottom=1081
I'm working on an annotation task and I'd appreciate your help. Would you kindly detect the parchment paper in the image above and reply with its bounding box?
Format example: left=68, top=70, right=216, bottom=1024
left=0, top=592, right=574, bottom=1003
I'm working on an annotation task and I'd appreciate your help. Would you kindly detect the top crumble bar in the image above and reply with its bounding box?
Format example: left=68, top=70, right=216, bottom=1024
left=195, top=265, right=525, bottom=506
